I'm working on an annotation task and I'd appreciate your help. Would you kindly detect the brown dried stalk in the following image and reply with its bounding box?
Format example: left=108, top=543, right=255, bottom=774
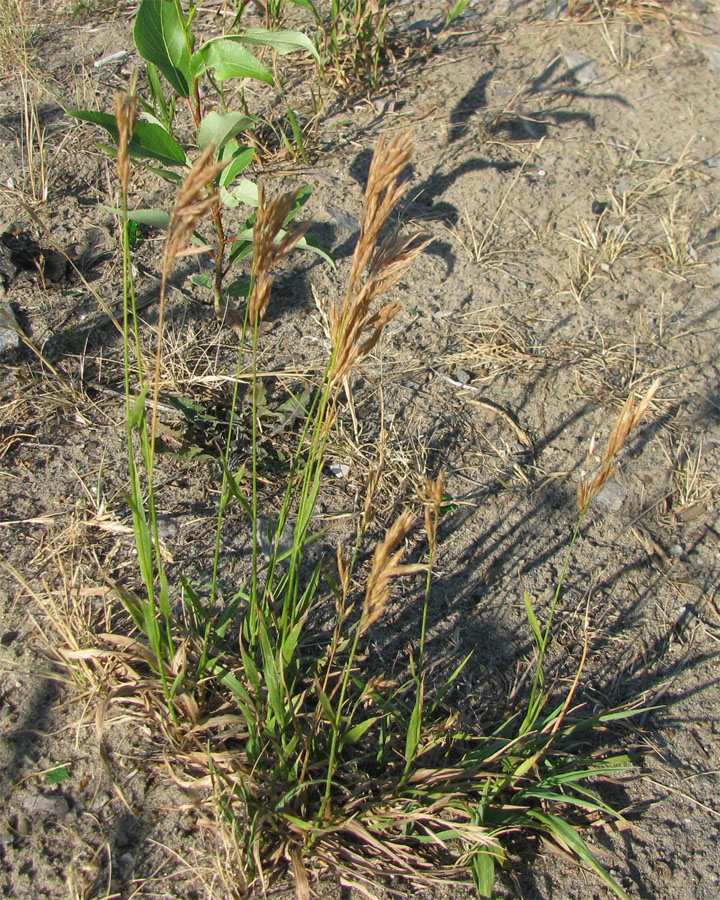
left=248, top=186, right=310, bottom=326
left=360, top=510, right=424, bottom=635
left=578, top=378, right=660, bottom=510
left=328, top=133, right=429, bottom=386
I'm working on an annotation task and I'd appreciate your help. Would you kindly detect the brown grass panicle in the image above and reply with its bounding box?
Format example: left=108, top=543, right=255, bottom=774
left=248, top=185, right=310, bottom=326
left=328, top=132, right=429, bottom=387
left=114, top=75, right=137, bottom=197
left=359, top=508, right=425, bottom=635
left=578, top=378, right=660, bottom=509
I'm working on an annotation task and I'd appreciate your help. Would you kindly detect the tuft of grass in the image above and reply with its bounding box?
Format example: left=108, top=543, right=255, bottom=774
left=27, top=71, right=666, bottom=897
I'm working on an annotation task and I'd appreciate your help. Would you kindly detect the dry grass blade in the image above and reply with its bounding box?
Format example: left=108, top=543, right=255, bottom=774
left=360, top=510, right=424, bottom=634
left=578, top=378, right=660, bottom=509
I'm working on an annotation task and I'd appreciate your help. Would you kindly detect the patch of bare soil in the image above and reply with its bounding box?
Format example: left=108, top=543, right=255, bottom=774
left=1, top=1, right=719, bottom=898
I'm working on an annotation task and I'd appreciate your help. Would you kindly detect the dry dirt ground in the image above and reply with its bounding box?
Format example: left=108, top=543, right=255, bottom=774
left=1, top=1, right=720, bottom=898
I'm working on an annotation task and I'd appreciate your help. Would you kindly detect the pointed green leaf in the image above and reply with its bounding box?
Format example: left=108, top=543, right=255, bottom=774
left=341, top=716, right=377, bottom=748
left=197, top=110, right=255, bottom=153
left=134, top=0, right=191, bottom=97
left=219, top=142, right=255, bottom=187
left=523, top=589, right=543, bottom=649
left=190, top=37, right=273, bottom=85
left=471, top=850, right=495, bottom=900
left=528, top=811, right=631, bottom=900
left=69, top=109, right=186, bottom=167
left=234, top=26, right=320, bottom=63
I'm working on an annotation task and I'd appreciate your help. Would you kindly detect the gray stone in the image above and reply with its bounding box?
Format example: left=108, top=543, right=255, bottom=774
left=546, top=0, right=568, bottom=19
left=564, top=50, right=600, bottom=84
left=594, top=478, right=628, bottom=511
left=0, top=302, right=20, bottom=353
left=22, top=794, right=70, bottom=817
left=703, top=48, right=720, bottom=72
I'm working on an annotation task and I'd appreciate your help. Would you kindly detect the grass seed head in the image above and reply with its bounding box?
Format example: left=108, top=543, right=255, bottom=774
left=249, top=186, right=310, bottom=325
left=329, top=132, right=428, bottom=387
left=162, top=145, right=227, bottom=286
left=114, top=73, right=138, bottom=197
left=360, top=509, right=424, bottom=635
left=578, top=378, right=660, bottom=509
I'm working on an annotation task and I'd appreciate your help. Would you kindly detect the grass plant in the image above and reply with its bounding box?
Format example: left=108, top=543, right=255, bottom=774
left=36, top=58, right=670, bottom=895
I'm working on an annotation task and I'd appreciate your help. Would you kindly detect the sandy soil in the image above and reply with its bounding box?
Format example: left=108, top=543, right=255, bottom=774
left=1, top=1, right=719, bottom=898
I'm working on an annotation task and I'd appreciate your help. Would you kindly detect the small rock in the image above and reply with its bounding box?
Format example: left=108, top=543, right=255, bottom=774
left=256, top=518, right=293, bottom=559
left=156, top=514, right=179, bottom=541
left=329, top=461, right=350, bottom=478
left=594, top=478, right=628, bottom=511
left=453, top=369, right=472, bottom=385
left=703, top=48, right=720, bottom=72
left=0, top=302, right=20, bottom=353
left=546, top=0, right=568, bottom=19
left=15, top=813, right=30, bottom=836
left=670, top=544, right=683, bottom=557
left=564, top=50, right=600, bottom=84
left=22, top=794, right=70, bottom=817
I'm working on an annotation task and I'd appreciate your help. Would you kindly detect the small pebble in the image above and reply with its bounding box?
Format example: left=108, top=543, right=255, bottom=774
left=22, top=794, right=70, bottom=817
left=594, top=478, right=628, bottom=511
left=0, top=302, right=20, bottom=354
left=546, top=0, right=568, bottom=19
left=564, top=50, right=600, bottom=84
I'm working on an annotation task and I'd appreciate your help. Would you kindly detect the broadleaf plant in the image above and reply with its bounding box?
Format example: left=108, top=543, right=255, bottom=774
left=69, top=0, right=332, bottom=319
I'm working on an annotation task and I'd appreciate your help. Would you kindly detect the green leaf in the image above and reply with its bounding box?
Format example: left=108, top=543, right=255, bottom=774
left=128, top=386, right=148, bottom=429
left=230, top=222, right=335, bottom=268
left=190, top=37, right=273, bottom=85
left=287, top=0, right=321, bottom=23
left=146, top=61, right=170, bottom=124
left=523, top=589, right=543, bottom=649
left=528, top=811, right=631, bottom=900
left=100, top=205, right=207, bottom=246
left=219, top=142, right=255, bottom=187
left=234, top=26, right=320, bottom=63
left=341, top=716, right=377, bottom=747
left=446, top=0, right=472, bottom=26
left=471, top=850, right=495, bottom=900
left=45, top=764, right=71, bottom=785
left=258, top=617, right=286, bottom=729
left=69, top=109, right=186, bottom=167
left=221, top=178, right=258, bottom=210
left=315, top=685, right=336, bottom=726
left=101, top=204, right=169, bottom=230
left=226, top=277, right=251, bottom=298
left=134, top=0, right=191, bottom=97
left=197, top=110, right=255, bottom=153
left=404, top=692, right=422, bottom=764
